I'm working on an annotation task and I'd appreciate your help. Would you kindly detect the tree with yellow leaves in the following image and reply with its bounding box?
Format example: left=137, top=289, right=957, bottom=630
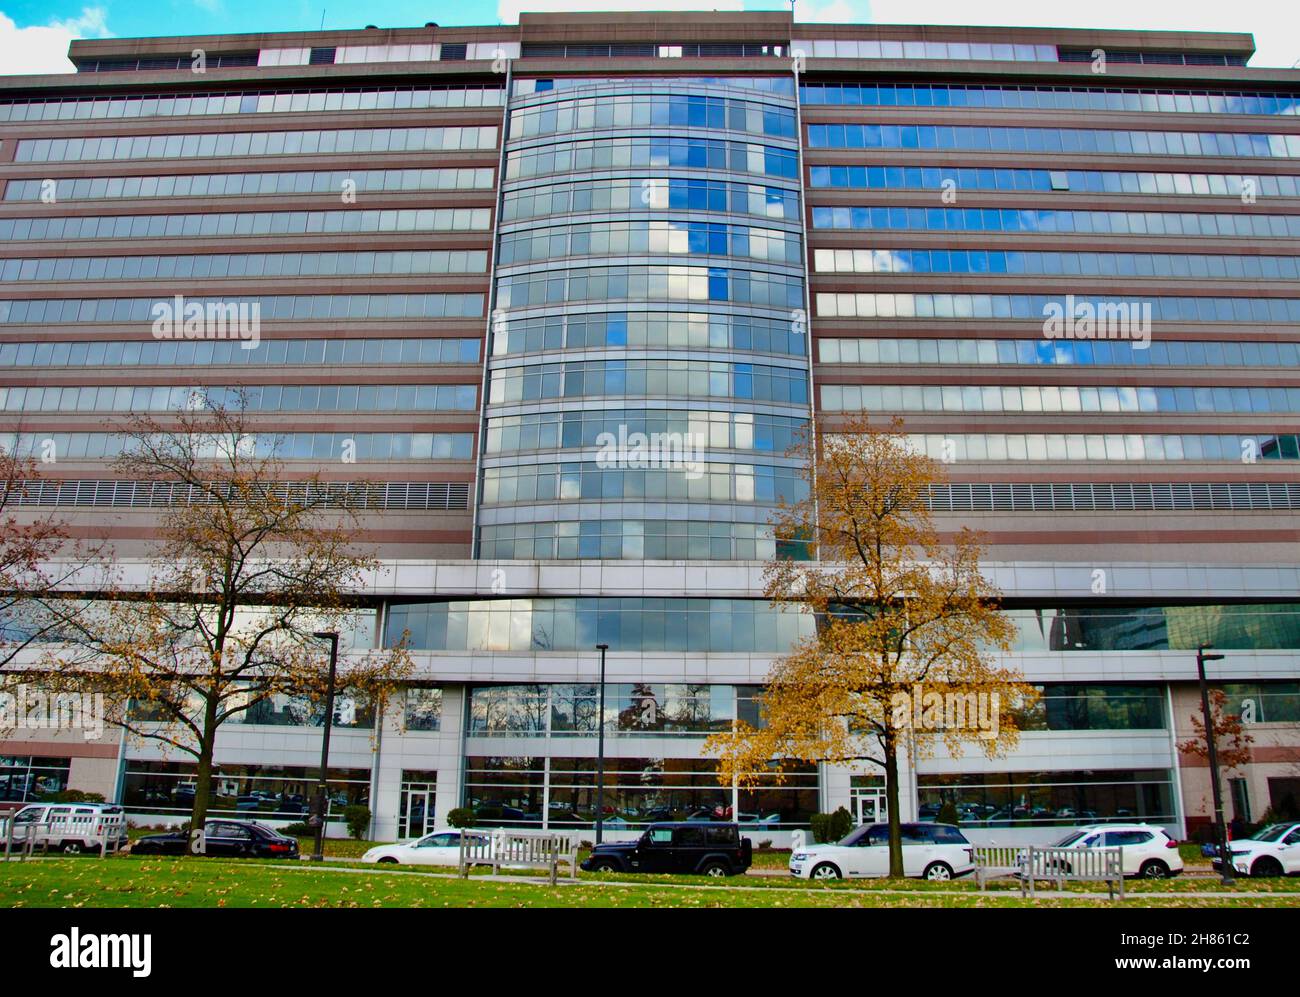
left=40, top=397, right=411, bottom=850
left=705, top=416, right=1036, bottom=877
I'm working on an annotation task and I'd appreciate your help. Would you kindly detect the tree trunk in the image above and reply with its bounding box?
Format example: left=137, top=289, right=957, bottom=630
left=883, top=735, right=904, bottom=878
left=188, top=695, right=220, bottom=854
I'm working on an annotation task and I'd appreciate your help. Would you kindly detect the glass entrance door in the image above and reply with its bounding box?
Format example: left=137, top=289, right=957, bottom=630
left=853, top=790, right=887, bottom=827
left=399, top=781, right=436, bottom=839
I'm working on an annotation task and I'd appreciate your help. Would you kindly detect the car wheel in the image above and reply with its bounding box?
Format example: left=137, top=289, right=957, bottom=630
left=699, top=860, right=730, bottom=878
left=588, top=858, right=619, bottom=873
left=810, top=862, right=841, bottom=880
left=1251, top=856, right=1283, bottom=878
left=377, top=856, right=399, bottom=864
left=1139, top=859, right=1170, bottom=879
left=923, top=862, right=954, bottom=882
left=61, top=841, right=83, bottom=855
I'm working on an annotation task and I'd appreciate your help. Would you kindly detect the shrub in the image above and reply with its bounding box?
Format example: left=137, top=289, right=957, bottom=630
left=447, top=807, right=476, bottom=829
left=809, top=807, right=854, bottom=844
left=937, top=802, right=960, bottom=826
left=46, top=789, right=107, bottom=804
left=344, top=805, right=371, bottom=840
left=281, top=822, right=315, bottom=837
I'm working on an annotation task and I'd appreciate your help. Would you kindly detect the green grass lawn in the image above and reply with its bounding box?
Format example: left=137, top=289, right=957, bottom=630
left=2, top=856, right=1297, bottom=908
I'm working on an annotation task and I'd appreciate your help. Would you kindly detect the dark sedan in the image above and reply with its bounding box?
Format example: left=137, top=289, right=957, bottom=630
left=131, top=819, right=300, bottom=858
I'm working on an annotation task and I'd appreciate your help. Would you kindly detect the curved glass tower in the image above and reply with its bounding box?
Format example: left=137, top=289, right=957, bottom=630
left=476, top=75, right=813, bottom=560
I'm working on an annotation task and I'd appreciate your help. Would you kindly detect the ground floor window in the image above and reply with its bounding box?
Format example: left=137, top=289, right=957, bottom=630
left=917, top=769, right=1176, bottom=827
left=399, top=770, right=437, bottom=838
left=123, top=760, right=370, bottom=822
left=0, top=755, right=71, bottom=803
left=463, top=755, right=815, bottom=830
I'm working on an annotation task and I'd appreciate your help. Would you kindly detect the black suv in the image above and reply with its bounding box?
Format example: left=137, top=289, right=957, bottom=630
left=581, top=822, right=752, bottom=877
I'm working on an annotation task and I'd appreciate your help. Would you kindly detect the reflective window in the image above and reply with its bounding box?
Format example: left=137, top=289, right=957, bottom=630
left=815, top=292, right=1300, bottom=324
left=0, top=293, right=483, bottom=324
left=0, top=431, right=474, bottom=462
left=818, top=337, right=1300, bottom=369
left=15, top=125, right=499, bottom=162
left=0, top=337, right=480, bottom=368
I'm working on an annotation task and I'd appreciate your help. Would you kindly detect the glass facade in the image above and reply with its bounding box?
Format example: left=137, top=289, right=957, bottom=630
left=0, top=755, right=71, bottom=803
left=918, top=770, right=1178, bottom=827
left=477, top=73, right=811, bottom=560
left=123, top=760, right=370, bottom=820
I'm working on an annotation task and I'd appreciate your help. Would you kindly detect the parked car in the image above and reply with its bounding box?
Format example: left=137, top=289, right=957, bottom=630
left=790, top=822, right=974, bottom=881
left=1049, top=824, right=1184, bottom=878
left=130, top=819, right=299, bottom=858
left=1219, top=821, right=1300, bottom=877
left=5, top=802, right=129, bottom=853
left=361, top=829, right=488, bottom=866
left=582, top=822, right=752, bottom=877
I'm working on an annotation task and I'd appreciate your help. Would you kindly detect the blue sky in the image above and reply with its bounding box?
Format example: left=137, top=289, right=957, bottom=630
left=2, top=1, right=1298, bottom=74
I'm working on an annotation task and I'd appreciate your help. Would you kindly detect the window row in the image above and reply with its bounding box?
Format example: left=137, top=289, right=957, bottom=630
left=807, top=164, right=1300, bottom=198
left=805, top=123, right=1300, bottom=159
left=1008, top=607, right=1300, bottom=654
left=491, top=310, right=806, bottom=359
left=500, top=177, right=800, bottom=224
left=495, top=265, right=803, bottom=310
left=0, top=85, right=505, bottom=121
left=902, top=432, right=1300, bottom=463
left=480, top=461, right=806, bottom=506
left=793, top=38, right=1057, bottom=62
left=809, top=205, right=1300, bottom=238
left=464, top=753, right=814, bottom=830
left=384, top=599, right=810, bottom=653
left=817, top=337, right=1300, bottom=370
left=0, top=383, right=478, bottom=415
left=514, top=77, right=794, bottom=96
left=509, top=94, right=796, bottom=139
left=815, top=292, right=1300, bottom=324
left=477, top=520, right=809, bottom=561
left=498, top=219, right=801, bottom=267
left=813, top=248, right=1300, bottom=281
left=916, top=769, right=1175, bottom=828
left=15, top=126, right=499, bottom=162
left=0, top=249, right=488, bottom=283
left=467, top=685, right=754, bottom=738
left=0, top=207, right=492, bottom=242
left=484, top=409, right=807, bottom=455
left=0, top=432, right=475, bottom=462
left=487, top=359, right=809, bottom=405
left=0, top=337, right=480, bottom=369
left=0, top=293, right=484, bottom=325
left=801, top=83, right=1300, bottom=116
left=0, top=755, right=70, bottom=804
left=822, top=383, right=1300, bottom=415
left=1219, top=682, right=1300, bottom=724
left=123, top=761, right=370, bottom=821
left=3, top=168, right=495, bottom=202
left=505, top=137, right=799, bottom=181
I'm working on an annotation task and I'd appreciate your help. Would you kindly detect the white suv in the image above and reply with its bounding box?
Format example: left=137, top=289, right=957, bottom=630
left=790, top=822, right=975, bottom=880
left=5, top=802, right=129, bottom=853
left=1223, top=821, right=1300, bottom=878
left=1050, top=823, right=1184, bottom=878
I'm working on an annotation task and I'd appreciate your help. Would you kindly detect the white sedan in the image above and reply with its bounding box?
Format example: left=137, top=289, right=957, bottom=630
left=1225, top=821, right=1300, bottom=877
left=362, top=829, right=486, bottom=866
left=790, top=822, right=975, bottom=880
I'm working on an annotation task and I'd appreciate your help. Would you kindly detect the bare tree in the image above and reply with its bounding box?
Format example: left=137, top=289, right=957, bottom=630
left=40, top=400, right=411, bottom=848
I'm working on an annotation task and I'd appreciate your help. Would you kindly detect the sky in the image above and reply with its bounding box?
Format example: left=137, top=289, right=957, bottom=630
left=0, top=0, right=1298, bottom=75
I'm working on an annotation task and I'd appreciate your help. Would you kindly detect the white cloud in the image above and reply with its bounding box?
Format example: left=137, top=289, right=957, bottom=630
left=0, top=7, right=112, bottom=76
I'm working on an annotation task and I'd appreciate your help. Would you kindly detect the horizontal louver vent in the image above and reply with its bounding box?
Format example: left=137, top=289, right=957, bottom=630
left=925, top=482, right=1300, bottom=512
left=3, top=480, right=470, bottom=511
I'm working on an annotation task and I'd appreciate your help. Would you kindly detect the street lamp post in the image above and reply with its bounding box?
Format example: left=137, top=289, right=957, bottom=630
left=1195, top=643, right=1233, bottom=885
left=595, top=643, right=609, bottom=844
left=310, top=631, right=340, bottom=862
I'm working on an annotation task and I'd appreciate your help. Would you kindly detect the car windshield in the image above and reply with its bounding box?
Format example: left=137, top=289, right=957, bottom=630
left=1053, top=831, right=1089, bottom=847
left=837, top=826, right=870, bottom=846
left=1246, top=824, right=1293, bottom=843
